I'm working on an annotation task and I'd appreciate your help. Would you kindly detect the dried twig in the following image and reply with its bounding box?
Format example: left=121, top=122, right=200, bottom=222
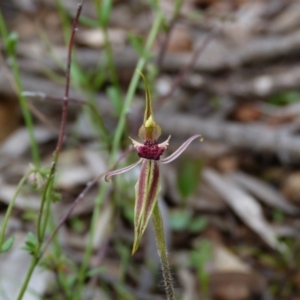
left=8, top=29, right=300, bottom=76
left=156, top=112, right=300, bottom=162
left=206, top=64, right=300, bottom=98
left=41, top=147, right=133, bottom=255
left=156, top=28, right=219, bottom=109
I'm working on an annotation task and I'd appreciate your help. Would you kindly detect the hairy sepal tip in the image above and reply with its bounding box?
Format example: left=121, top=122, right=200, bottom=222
left=133, top=160, right=160, bottom=254
left=104, top=175, right=112, bottom=183
left=104, top=159, right=143, bottom=183
left=132, top=241, right=139, bottom=255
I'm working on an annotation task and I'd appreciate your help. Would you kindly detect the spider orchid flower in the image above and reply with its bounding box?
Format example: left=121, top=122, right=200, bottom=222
left=105, top=72, right=202, bottom=254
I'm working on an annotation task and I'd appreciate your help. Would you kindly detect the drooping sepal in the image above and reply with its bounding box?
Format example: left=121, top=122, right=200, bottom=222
left=160, top=134, right=203, bottom=164
left=105, top=159, right=142, bottom=182
left=132, top=159, right=161, bottom=254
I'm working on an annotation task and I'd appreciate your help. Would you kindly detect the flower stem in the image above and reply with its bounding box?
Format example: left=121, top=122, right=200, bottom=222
left=152, top=202, right=175, bottom=300
left=110, top=11, right=164, bottom=161
left=75, top=10, right=164, bottom=298
left=16, top=255, right=40, bottom=300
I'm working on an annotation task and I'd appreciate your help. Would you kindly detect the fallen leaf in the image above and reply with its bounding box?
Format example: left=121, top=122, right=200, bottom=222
left=203, top=168, right=285, bottom=251
left=228, top=171, right=300, bottom=215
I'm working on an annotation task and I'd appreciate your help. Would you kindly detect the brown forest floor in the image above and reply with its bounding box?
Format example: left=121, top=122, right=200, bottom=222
left=1, top=1, right=300, bottom=300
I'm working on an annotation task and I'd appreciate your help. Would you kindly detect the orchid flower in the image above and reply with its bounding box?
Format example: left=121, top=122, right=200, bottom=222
left=105, top=71, right=202, bottom=254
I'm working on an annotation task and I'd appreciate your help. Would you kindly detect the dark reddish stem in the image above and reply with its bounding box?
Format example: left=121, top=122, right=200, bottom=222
left=41, top=175, right=101, bottom=255
left=41, top=146, right=133, bottom=255
left=155, top=28, right=219, bottom=109
left=37, top=1, right=83, bottom=247
left=55, top=2, right=83, bottom=154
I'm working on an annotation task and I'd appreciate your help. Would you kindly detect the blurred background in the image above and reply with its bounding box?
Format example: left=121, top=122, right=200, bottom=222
left=1, top=0, right=300, bottom=299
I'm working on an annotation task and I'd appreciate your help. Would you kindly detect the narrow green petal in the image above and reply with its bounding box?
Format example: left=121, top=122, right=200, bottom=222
left=136, top=69, right=153, bottom=123
left=132, top=159, right=160, bottom=254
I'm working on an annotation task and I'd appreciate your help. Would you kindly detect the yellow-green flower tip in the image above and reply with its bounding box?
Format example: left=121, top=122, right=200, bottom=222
left=145, top=115, right=156, bottom=128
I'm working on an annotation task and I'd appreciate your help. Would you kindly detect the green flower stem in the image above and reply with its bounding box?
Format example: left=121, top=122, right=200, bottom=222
left=16, top=255, right=40, bottom=300
left=75, top=11, right=164, bottom=297
left=0, top=10, right=41, bottom=167
left=39, top=177, right=55, bottom=242
left=16, top=172, right=55, bottom=300
left=152, top=202, right=174, bottom=300
left=37, top=176, right=54, bottom=242
left=110, top=11, right=163, bottom=161
left=0, top=171, right=34, bottom=251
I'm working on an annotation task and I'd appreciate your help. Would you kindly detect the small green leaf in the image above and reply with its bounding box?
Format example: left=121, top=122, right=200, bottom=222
left=66, top=274, right=77, bottom=287
left=77, top=15, right=98, bottom=28
left=52, top=191, right=61, bottom=203
left=27, top=232, right=37, bottom=244
left=177, top=159, right=202, bottom=199
left=169, top=210, right=191, bottom=231
left=268, top=91, right=300, bottom=106
left=99, top=0, right=112, bottom=28
left=128, top=33, right=153, bottom=59
left=70, top=62, right=88, bottom=88
left=272, top=209, right=285, bottom=223
left=6, top=31, right=18, bottom=55
left=128, top=33, right=144, bottom=56
left=190, top=239, right=212, bottom=294
left=39, top=166, right=51, bottom=176
left=86, top=266, right=106, bottom=278
left=22, top=232, right=38, bottom=255
left=1, top=236, right=15, bottom=253
left=69, top=217, right=85, bottom=233
left=107, top=85, right=122, bottom=115
left=91, top=68, right=106, bottom=90
left=22, top=210, right=37, bottom=221
left=188, top=217, right=208, bottom=233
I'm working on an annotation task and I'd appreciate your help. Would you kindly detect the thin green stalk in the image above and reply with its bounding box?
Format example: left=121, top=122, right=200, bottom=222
left=17, top=255, right=40, bottom=300
left=152, top=202, right=174, bottom=300
left=85, top=93, right=110, bottom=144
left=39, top=177, right=55, bottom=242
left=0, top=171, right=34, bottom=250
left=0, top=10, right=41, bottom=166
left=75, top=11, right=164, bottom=297
left=17, top=3, right=84, bottom=298
left=110, top=11, right=163, bottom=161
left=37, top=176, right=53, bottom=242
left=16, top=174, right=55, bottom=300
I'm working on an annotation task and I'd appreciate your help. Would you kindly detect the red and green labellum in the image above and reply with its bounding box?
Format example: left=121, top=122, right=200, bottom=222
left=132, top=159, right=161, bottom=254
